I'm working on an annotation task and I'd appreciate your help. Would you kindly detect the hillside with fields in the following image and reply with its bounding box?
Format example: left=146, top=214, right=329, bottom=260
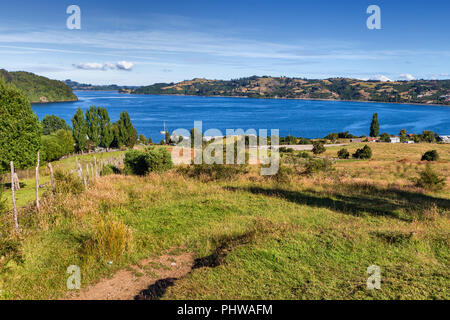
left=0, top=69, right=78, bottom=103
left=132, top=76, right=450, bottom=105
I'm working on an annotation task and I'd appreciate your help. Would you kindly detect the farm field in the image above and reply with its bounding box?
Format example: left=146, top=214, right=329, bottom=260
left=0, top=143, right=449, bottom=300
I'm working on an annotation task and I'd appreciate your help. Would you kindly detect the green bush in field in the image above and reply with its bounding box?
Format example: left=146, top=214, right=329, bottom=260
left=353, top=145, right=372, bottom=159
left=312, top=141, right=326, bottom=155
left=101, top=164, right=121, bottom=176
left=40, top=129, right=75, bottom=162
left=337, top=148, right=350, bottom=159
left=421, top=150, right=439, bottom=161
left=414, top=165, right=445, bottom=191
left=304, top=158, right=334, bottom=175
left=54, top=170, right=84, bottom=195
left=178, top=163, right=247, bottom=181
left=124, top=147, right=173, bottom=176
left=297, top=151, right=311, bottom=159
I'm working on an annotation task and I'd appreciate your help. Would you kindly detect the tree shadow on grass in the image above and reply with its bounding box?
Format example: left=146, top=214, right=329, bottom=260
left=224, top=184, right=450, bottom=222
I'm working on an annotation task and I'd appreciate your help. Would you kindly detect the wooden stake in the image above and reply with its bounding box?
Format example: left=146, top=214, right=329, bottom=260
left=13, top=173, right=20, bottom=191
left=10, top=161, right=19, bottom=231
left=35, top=151, right=40, bottom=212
left=47, top=163, right=56, bottom=194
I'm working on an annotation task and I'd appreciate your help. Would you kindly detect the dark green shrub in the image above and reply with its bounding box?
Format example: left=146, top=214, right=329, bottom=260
left=297, top=151, right=311, bottom=159
left=279, top=147, right=294, bottom=153
left=353, top=145, right=372, bottom=159
left=101, top=164, right=121, bottom=176
left=304, top=158, right=334, bottom=175
left=54, top=171, right=84, bottom=195
left=178, top=164, right=247, bottom=181
left=124, top=147, right=173, bottom=176
left=265, top=165, right=293, bottom=183
left=414, top=165, right=445, bottom=191
left=337, top=148, right=350, bottom=159
left=421, top=150, right=439, bottom=161
left=380, top=133, right=391, bottom=142
left=312, top=141, right=326, bottom=155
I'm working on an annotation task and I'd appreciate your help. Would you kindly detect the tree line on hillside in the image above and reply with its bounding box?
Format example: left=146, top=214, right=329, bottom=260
left=132, top=77, right=450, bottom=105
left=0, top=80, right=141, bottom=172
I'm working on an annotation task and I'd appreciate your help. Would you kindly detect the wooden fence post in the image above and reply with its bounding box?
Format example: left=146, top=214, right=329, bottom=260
left=35, top=151, right=40, bottom=212
left=77, top=162, right=87, bottom=187
left=10, top=161, right=19, bottom=231
left=13, top=173, right=20, bottom=191
left=47, top=163, right=56, bottom=194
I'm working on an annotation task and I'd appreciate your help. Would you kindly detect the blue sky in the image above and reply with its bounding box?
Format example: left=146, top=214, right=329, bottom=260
left=0, top=0, right=449, bottom=85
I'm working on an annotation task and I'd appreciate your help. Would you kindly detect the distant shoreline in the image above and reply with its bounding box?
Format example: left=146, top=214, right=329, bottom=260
left=31, top=98, right=79, bottom=105
left=126, top=92, right=450, bottom=108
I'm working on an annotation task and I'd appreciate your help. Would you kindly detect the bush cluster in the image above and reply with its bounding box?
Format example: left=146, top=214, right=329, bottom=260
left=421, top=150, right=439, bottom=161
left=178, top=163, right=248, bottom=181
left=352, top=145, right=372, bottom=159
left=124, top=147, right=173, bottom=176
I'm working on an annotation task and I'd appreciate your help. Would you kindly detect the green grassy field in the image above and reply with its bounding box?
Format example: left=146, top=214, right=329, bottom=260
left=0, top=143, right=449, bottom=300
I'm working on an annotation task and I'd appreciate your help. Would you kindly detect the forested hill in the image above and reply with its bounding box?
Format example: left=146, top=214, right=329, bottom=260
left=132, top=76, right=450, bottom=105
left=0, top=69, right=78, bottom=103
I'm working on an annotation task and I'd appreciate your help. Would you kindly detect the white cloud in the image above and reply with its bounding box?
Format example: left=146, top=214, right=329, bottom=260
left=116, top=61, right=134, bottom=70
left=439, top=73, right=449, bottom=77
left=73, top=61, right=134, bottom=71
left=370, top=75, right=392, bottom=82
left=399, top=73, right=415, bottom=81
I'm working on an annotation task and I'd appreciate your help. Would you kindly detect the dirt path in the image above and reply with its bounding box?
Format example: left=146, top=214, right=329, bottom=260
left=66, top=252, right=194, bottom=300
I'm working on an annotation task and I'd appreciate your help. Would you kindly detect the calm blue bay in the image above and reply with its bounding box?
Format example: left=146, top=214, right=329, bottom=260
left=32, top=91, right=450, bottom=141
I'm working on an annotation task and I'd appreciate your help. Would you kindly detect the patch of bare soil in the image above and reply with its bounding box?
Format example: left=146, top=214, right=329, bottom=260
left=66, top=252, right=194, bottom=300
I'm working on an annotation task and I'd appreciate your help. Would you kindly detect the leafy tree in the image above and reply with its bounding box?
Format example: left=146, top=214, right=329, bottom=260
left=117, top=111, right=137, bottom=148
left=353, top=145, right=372, bottom=159
left=419, top=130, right=436, bottom=143
left=325, top=133, right=339, bottom=143
left=399, top=129, right=408, bottom=142
left=337, top=148, right=350, bottom=159
left=312, top=141, right=326, bottom=155
left=55, top=129, right=75, bottom=155
left=147, top=137, right=153, bottom=145
left=139, top=134, right=147, bottom=145
left=370, top=113, right=380, bottom=137
left=40, top=130, right=75, bottom=162
left=165, top=131, right=171, bottom=144
left=72, top=107, right=88, bottom=152
left=380, top=133, right=391, bottom=142
left=41, top=135, right=64, bottom=162
left=0, top=80, right=41, bottom=172
left=42, top=115, right=71, bottom=135
left=98, top=107, right=113, bottom=149
left=421, top=150, right=439, bottom=161
left=85, top=106, right=101, bottom=147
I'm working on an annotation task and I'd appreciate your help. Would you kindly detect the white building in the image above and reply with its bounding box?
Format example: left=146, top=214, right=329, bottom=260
left=390, top=137, right=401, bottom=143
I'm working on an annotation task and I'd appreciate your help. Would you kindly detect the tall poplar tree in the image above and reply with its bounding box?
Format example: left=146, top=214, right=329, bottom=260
left=71, top=107, right=88, bottom=152
left=370, top=113, right=380, bottom=137
left=98, top=107, right=113, bottom=149
left=85, top=106, right=101, bottom=147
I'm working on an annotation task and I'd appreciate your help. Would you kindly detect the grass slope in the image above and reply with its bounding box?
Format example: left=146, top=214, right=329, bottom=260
left=0, top=144, right=449, bottom=300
